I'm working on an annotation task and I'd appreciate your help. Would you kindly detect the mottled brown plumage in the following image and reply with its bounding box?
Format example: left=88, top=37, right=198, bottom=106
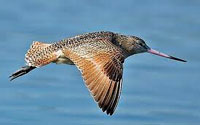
left=10, top=31, right=186, bottom=115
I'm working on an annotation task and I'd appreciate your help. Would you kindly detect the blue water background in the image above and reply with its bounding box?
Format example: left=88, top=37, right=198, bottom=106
left=0, top=0, right=199, bottom=124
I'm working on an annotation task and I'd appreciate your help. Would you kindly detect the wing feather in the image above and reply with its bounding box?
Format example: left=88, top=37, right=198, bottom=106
left=64, top=39, right=124, bottom=115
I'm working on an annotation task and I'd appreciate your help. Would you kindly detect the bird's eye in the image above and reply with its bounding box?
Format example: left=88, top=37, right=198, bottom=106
left=137, top=39, right=145, bottom=46
left=139, top=42, right=143, bottom=46
left=138, top=41, right=144, bottom=47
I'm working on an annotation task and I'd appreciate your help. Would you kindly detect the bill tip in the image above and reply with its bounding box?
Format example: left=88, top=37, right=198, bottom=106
left=169, top=56, right=187, bottom=62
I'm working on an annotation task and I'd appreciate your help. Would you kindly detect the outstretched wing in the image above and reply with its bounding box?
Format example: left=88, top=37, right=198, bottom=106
left=64, top=39, right=124, bottom=115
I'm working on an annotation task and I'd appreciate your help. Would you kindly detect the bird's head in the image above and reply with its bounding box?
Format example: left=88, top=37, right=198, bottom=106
left=114, top=34, right=186, bottom=62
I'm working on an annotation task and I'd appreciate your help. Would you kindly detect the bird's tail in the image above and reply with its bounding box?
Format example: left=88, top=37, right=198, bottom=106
left=9, top=66, right=36, bottom=81
left=25, top=41, right=52, bottom=67
left=10, top=41, right=59, bottom=81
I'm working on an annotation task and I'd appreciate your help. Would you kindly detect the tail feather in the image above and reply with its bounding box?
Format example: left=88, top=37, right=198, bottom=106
left=25, top=41, right=55, bottom=67
left=9, top=66, right=36, bottom=81
left=10, top=41, right=61, bottom=81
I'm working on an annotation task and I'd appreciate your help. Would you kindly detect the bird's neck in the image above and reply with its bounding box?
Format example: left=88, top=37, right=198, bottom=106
left=112, top=34, right=135, bottom=57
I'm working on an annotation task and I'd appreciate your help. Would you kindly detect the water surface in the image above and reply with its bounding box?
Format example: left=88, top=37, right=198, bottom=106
left=0, top=0, right=200, bottom=124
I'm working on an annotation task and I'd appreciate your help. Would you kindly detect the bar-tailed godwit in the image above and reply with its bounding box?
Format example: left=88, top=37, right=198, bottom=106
left=10, top=31, right=186, bottom=115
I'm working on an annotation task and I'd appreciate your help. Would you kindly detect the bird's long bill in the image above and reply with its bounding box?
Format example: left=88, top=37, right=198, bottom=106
left=147, top=49, right=186, bottom=62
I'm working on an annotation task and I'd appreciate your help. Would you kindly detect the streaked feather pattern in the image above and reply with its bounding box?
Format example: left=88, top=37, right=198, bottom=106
left=13, top=31, right=126, bottom=115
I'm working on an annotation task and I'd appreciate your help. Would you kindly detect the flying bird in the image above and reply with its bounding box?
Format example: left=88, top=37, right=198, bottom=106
left=10, top=31, right=186, bottom=115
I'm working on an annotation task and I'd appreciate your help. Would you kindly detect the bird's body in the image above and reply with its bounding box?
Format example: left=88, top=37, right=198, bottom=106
left=10, top=31, right=186, bottom=115
left=25, top=31, right=126, bottom=67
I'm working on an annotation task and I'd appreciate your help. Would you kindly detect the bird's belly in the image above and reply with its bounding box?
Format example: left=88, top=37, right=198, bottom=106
left=53, top=57, right=74, bottom=65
